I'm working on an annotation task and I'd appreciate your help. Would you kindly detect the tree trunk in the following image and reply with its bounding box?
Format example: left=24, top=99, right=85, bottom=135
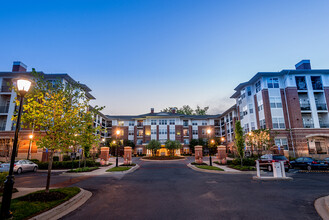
left=45, top=149, right=54, bottom=193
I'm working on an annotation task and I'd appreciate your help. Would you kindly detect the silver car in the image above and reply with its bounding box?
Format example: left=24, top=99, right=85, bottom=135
left=0, top=160, right=38, bottom=174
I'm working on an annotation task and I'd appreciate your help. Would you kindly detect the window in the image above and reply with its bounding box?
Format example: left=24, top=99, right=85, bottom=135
left=169, top=129, right=175, bottom=134
left=296, top=76, right=307, bottom=90
left=242, top=106, right=248, bottom=116
left=183, top=129, right=189, bottom=136
left=267, top=78, right=279, bottom=88
left=159, top=129, right=167, bottom=135
left=159, top=120, right=167, bottom=125
left=272, top=117, right=285, bottom=129
left=311, top=76, right=323, bottom=90
left=255, top=81, right=261, bottom=93
left=247, top=87, right=252, bottom=96
left=192, top=121, right=198, bottom=126
left=244, top=123, right=249, bottom=133
left=128, top=130, right=134, bottom=136
left=151, top=129, right=157, bottom=135
left=129, top=121, right=135, bottom=126
left=137, top=130, right=143, bottom=136
left=202, top=129, right=206, bottom=135
left=151, top=120, right=157, bottom=125
left=192, top=130, right=198, bottom=135
left=251, top=122, right=255, bottom=130
left=202, top=121, right=207, bottom=126
left=169, top=119, right=175, bottom=125
left=137, top=139, right=143, bottom=145
left=118, top=121, right=124, bottom=126
left=183, top=120, right=189, bottom=126
left=184, top=139, right=189, bottom=145
left=249, top=104, right=253, bottom=114
left=240, top=88, right=246, bottom=99
left=258, top=100, right=263, bottom=111
left=270, top=97, right=282, bottom=108
left=275, top=138, right=288, bottom=150
left=260, top=119, right=266, bottom=129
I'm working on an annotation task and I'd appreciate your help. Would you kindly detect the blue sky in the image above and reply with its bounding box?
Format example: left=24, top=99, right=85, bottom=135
left=1, top=0, right=329, bottom=115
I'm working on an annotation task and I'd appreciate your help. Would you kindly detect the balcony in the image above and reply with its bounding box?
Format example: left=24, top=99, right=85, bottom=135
left=1, top=86, right=11, bottom=93
left=320, top=123, right=329, bottom=128
left=300, top=103, right=311, bottom=111
left=303, top=123, right=314, bottom=128
left=0, top=125, right=5, bottom=131
left=316, top=103, right=327, bottom=111
left=0, top=106, right=9, bottom=114
left=183, top=123, right=188, bottom=127
left=137, top=123, right=143, bottom=127
left=214, top=122, right=220, bottom=126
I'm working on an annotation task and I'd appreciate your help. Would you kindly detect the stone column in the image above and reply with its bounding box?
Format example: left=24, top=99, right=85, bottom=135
left=124, top=146, right=132, bottom=165
left=194, top=145, right=203, bottom=164
left=217, top=145, right=227, bottom=164
left=100, top=147, right=109, bottom=162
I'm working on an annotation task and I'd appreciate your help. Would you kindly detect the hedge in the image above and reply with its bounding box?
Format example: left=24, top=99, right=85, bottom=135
left=36, top=159, right=100, bottom=170
left=227, top=158, right=256, bottom=166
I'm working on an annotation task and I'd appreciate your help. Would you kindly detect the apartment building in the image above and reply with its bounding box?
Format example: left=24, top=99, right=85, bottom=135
left=231, top=60, right=329, bottom=158
left=105, top=107, right=237, bottom=155
left=0, top=61, right=96, bottom=161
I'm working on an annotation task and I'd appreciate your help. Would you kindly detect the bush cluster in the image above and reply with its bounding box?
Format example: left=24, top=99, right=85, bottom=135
left=228, top=158, right=256, bottom=166
left=229, top=165, right=256, bottom=171
left=0, top=172, right=8, bottom=189
left=36, top=159, right=100, bottom=170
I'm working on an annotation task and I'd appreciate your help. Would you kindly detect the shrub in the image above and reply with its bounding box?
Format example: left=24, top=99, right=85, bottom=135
left=231, top=158, right=256, bottom=166
left=36, top=159, right=100, bottom=170
left=53, top=156, right=59, bottom=161
left=29, top=159, right=39, bottom=163
left=63, top=155, right=71, bottom=161
left=191, top=162, right=207, bottom=165
left=0, top=172, right=8, bottom=190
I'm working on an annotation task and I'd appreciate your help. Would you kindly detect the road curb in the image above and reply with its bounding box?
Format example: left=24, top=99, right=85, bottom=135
left=252, top=176, right=293, bottom=181
left=187, top=163, right=252, bottom=174
left=29, top=187, right=92, bottom=220
left=140, top=158, right=186, bottom=162
left=315, top=195, right=329, bottom=220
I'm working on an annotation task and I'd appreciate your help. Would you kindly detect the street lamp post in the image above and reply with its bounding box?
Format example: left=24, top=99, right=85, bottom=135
left=27, top=134, right=33, bottom=160
left=1, top=79, right=31, bottom=218
left=207, top=129, right=212, bottom=166
left=115, top=130, right=120, bottom=167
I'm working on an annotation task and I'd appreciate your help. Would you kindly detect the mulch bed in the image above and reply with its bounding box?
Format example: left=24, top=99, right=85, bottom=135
left=143, top=156, right=184, bottom=160
left=19, top=191, right=67, bottom=202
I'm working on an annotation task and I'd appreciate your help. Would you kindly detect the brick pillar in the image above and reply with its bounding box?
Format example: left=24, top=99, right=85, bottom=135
left=194, top=145, right=203, bottom=164
left=100, top=147, right=109, bottom=161
left=217, top=145, right=227, bottom=164
left=124, top=146, right=132, bottom=165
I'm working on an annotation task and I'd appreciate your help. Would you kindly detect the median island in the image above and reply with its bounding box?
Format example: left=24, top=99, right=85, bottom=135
left=106, top=163, right=136, bottom=172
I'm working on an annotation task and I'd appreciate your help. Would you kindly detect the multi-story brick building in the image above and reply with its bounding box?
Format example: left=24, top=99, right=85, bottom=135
left=105, top=107, right=237, bottom=155
left=231, top=60, right=329, bottom=158
left=0, top=61, right=96, bottom=161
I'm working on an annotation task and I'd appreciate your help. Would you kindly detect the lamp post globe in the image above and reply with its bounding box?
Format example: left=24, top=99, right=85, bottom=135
left=1, top=79, right=31, bottom=218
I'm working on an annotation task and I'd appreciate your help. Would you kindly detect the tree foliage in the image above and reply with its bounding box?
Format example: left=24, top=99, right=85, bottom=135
left=245, top=129, right=273, bottom=157
left=189, top=138, right=206, bottom=153
left=146, top=140, right=161, bottom=156
left=165, top=140, right=181, bottom=156
left=161, top=105, right=209, bottom=115
left=234, top=120, right=245, bottom=166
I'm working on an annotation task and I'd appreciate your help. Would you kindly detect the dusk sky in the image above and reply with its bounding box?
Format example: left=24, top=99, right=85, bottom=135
left=1, top=0, right=329, bottom=115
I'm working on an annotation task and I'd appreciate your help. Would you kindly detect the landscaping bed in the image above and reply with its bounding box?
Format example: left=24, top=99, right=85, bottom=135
left=67, top=167, right=99, bottom=173
left=0, top=187, right=80, bottom=220
left=0, top=188, right=18, bottom=197
left=228, top=165, right=256, bottom=171
left=35, top=159, right=100, bottom=170
left=106, top=163, right=136, bottom=172
left=195, top=165, right=224, bottom=171
left=142, top=156, right=184, bottom=160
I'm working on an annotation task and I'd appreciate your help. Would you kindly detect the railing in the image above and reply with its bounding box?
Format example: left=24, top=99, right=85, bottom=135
left=137, top=123, right=143, bottom=127
left=316, top=103, right=327, bottom=111
left=320, top=123, right=329, bottom=128
left=0, top=106, right=9, bottom=113
left=303, top=123, right=314, bottom=128
left=300, top=103, right=311, bottom=111
left=214, top=123, right=220, bottom=126
left=1, top=86, right=11, bottom=92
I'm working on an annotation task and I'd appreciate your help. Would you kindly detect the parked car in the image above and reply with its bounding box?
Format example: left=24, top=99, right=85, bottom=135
left=0, top=160, right=38, bottom=174
left=290, top=157, right=328, bottom=171
left=324, top=157, right=329, bottom=165
left=257, top=154, right=290, bottom=172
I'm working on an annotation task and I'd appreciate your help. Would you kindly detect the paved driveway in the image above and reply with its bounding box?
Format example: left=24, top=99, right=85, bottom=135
left=60, top=158, right=329, bottom=220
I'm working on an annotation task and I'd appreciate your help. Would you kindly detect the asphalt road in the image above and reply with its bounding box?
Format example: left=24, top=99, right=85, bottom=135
left=14, top=158, right=329, bottom=220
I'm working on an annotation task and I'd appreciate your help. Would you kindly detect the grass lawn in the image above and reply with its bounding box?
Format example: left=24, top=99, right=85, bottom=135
left=67, top=167, right=99, bottom=173
left=195, top=165, right=224, bottom=171
left=228, top=165, right=256, bottom=171
left=106, top=166, right=132, bottom=172
left=0, top=187, right=80, bottom=220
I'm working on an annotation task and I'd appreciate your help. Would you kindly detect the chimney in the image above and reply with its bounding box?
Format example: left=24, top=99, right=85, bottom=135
left=171, top=107, right=176, bottom=114
left=295, top=60, right=311, bottom=70
left=150, top=108, right=154, bottom=114
left=12, top=61, right=27, bottom=72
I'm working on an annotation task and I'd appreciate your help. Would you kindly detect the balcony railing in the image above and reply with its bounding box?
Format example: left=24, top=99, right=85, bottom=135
left=1, top=86, right=11, bottom=92
left=320, top=123, right=329, bottom=128
left=214, top=123, right=220, bottom=126
left=300, top=103, right=311, bottom=111
left=137, top=123, right=143, bottom=127
left=316, top=103, right=327, bottom=111
left=0, top=106, right=9, bottom=113
left=303, top=123, right=314, bottom=128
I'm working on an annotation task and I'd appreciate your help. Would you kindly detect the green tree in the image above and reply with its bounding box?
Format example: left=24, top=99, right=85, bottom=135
left=165, top=140, right=181, bottom=156
left=123, top=140, right=136, bottom=149
left=17, top=69, right=88, bottom=192
left=195, top=105, right=209, bottom=115
left=234, top=120, right=245, bottom=166
left=146, top=140, right=161, bottom=156
left=161, top=105, right=209, bottom=115
left=189, top=138, right=207, bottom=154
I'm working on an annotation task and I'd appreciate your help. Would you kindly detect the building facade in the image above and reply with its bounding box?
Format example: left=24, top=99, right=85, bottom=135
left=231, top=60, right=329, bottom=158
